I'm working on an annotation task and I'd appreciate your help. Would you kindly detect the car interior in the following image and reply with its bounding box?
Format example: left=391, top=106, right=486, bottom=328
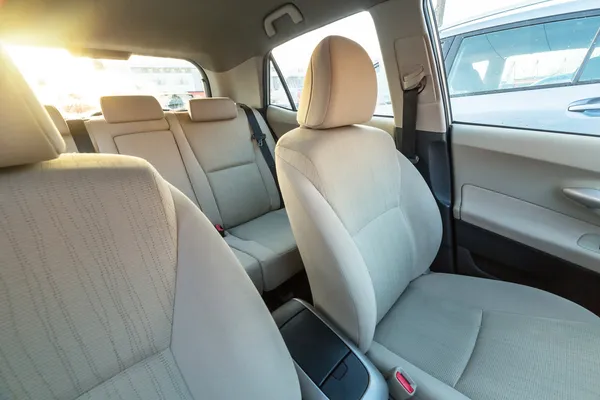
left=1, top=0, right=600, bottom=399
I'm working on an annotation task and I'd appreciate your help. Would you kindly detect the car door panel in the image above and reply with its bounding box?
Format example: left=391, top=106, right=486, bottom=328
left=452, top=122, right=600, bottom=312
left=266, top=105, right=298, bottom=138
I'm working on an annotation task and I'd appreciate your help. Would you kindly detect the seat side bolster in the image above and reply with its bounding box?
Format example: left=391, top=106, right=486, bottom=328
left=276, top=147, right=377, bottom=351
left=168, top=184, right=300, bottom=399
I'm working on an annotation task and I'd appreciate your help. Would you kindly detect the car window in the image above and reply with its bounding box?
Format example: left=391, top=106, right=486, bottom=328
left=270, top=11, right=393, bottom=116
left=448, top=16, right=600, bottom=96
left=5, top=45, right=207, bottom=119
left=269, top=60, right=294, bottom=109
left=579, top=45, right=600, bottom=82
left=434, top=0, right=600, bottom=136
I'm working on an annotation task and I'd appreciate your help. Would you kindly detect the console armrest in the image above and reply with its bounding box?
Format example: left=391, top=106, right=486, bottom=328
left=273, top=299, right=388, bottom=400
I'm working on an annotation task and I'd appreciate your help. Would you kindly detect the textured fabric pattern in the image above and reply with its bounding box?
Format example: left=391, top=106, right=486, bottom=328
left=456, top=312, right=600, bottom=400
left=374, top=273, right=600, bottom=400
left=0, top=154, right=177, bottom=400
left=228, top=209, right=303, bottom=290
left=276, top=125, right=442, bottom=349
left=374, top=284, right=482, bottom=386
left=176, top=109, right=280, bottom=227
left=78, top=350, right=192, bottom=400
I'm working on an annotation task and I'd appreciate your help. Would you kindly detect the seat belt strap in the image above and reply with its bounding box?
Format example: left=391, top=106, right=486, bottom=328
left=239, top=104, right=282, bottom=201
left=66, top=119, right=96, bottom=153
left=397, top=67, right=426, bottom=164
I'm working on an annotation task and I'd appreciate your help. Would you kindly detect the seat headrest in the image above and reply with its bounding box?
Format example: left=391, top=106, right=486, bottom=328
left=100, top=95, right=164, bottom=124
left=44, top=105, right=70, bottom=136
left=0, top=47, right=65, bottom=168
left=297, top=36, right=377, bottom=129
left=188, top=98, right=238, bottom=122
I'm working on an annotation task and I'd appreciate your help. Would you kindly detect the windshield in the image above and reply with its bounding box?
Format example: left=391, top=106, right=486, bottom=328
left=5, top=45, right=206, bottom=119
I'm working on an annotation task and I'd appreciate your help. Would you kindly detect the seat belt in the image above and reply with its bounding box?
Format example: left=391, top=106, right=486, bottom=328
left=396, top=67, right=426, bottom=164
left=66, top=119, right=96, bottom=153
left=239, top=104, right=282, bottom=201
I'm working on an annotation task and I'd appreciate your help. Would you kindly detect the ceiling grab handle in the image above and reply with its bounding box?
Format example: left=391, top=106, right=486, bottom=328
left=264, top=4, right=304, bottom=38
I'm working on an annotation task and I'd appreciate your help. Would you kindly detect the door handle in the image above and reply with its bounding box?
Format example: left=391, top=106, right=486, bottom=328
left=563, top=188, right=600, bottom=209
left=568, top=97, right=600, bottom=115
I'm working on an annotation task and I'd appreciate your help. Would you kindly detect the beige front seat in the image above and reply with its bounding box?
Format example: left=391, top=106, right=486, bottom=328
left=0, top=47, right=300, bottom=399
left=275, top=36, right=600, bottom=400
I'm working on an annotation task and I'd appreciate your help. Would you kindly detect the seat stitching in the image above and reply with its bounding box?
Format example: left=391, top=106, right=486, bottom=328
left=351, top=205, right=398, bottom=237
left=454, top=310, right=483, bottom=387
left=276, top=152, right=372, bottom=347
left=166, top=117, right=203, bottom=207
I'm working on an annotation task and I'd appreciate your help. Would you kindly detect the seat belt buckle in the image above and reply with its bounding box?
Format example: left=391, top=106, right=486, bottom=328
left=387, top=368, right=417, bottom=400
left=215, top=224, right=226, bottom=237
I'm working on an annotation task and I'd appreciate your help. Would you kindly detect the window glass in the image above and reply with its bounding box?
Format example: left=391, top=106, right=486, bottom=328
left=271, top=12, right=393, bottom=116
left=433, top=0, right=600, bottom=136
left=448, top=16, right=600, bottom=96
left=579, top=46, right=600, bottom=82
left=269, top=61, right=293, bottom=109
left=5, top=45, right=206, bottom=118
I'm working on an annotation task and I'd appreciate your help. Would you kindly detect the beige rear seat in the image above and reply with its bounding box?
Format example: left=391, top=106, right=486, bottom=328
left=85, top=95, right=264, bottom=291
left=44, top=105, right=78, bottom=152
left=176, top=98, right=303, bottom=290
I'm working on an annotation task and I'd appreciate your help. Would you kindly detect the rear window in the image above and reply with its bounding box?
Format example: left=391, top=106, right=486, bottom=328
left=5, top=45, right=207, bottom=119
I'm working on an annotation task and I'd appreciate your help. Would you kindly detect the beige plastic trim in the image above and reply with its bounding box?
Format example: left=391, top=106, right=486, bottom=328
left=460, top=185, right=600, bottom=273
left=264, top=4, right=304, bottom=38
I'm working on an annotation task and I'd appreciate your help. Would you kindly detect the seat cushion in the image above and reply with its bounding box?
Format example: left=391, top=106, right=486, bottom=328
left=230, top=247, right=263, bottom=293
left=371, top=273, right=600, bottom=400
left=226, top=209, right=303, bottom=291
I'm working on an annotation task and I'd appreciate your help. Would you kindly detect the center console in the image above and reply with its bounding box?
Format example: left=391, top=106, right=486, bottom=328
left=273, top=299, right=389, bottom=400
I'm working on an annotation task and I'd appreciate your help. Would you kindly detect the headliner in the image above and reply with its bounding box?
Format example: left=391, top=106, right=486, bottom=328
left=0, top=0, right=385, bottom=71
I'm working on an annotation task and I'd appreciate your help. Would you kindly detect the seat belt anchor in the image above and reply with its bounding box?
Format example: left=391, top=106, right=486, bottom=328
left=408, top=155, right=420, bottom=165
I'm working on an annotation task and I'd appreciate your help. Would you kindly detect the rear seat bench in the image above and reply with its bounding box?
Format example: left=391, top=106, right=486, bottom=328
left=48, top=95, right=303, bottom=293
left=176, top=98, right=303, bottom=291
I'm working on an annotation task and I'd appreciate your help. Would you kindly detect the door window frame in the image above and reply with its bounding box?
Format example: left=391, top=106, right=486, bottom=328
left=443, top=8, right=600, bottom=98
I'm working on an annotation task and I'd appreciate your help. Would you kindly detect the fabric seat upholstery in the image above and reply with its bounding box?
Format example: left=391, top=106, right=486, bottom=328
left=275, top=35, right=600, bottom=399
left=44, top=105, right=78, bottom=152
left=0, top=47, right=301, bottom=399
left=84, top=97, right=265, bottom=291
left=176, top=98, right=303, bottom=291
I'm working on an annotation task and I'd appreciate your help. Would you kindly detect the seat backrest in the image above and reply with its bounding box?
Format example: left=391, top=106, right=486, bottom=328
left=176, top=98, right=280, bottom=228
left=85, top=96, right=222, bottom=224
left=44, top=105, right=78, bottom=152
left=275, top=36, right=443, bottom=352
left=0, top=48, right=300, bottom=399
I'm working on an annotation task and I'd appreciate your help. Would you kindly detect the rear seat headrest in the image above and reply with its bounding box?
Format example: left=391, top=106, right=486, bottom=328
left=44, top=105, right=70, bottom=136
left=100, top=95, right=164, bottom=124
left=0, top=46, right=65, bottom=168
left=188, top=98, right=238, bottom=122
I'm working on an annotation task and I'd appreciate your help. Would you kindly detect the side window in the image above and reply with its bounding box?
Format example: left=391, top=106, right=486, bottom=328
left=270, top=11, right=393, bottom=116
left=448, top=16, right=600, bottom=96
left=579, top=45, right=600, bottom=82
left=5, top=46, right=207, bottom=118
left=434, top=3, right=600, bottom=136
left=269, top=60, right=294, bottom=109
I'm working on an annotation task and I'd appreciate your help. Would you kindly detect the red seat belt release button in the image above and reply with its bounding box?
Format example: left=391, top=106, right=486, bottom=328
left=215, top=224, right=226, bottom=237
left=396, top=371, right=414, bottom=394
left=387, top=367, right=416, bottom=399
